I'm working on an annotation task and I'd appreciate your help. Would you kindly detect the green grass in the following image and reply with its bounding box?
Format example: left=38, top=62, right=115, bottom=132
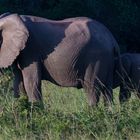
left=0, top=76, right=140, bottom=140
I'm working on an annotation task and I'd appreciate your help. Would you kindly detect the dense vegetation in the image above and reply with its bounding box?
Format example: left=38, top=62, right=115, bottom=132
left=0, top=0, right=140, bottom=52
left=0, top=66, right=140, bottom=139
left=0, top=73, right=140, bottom=140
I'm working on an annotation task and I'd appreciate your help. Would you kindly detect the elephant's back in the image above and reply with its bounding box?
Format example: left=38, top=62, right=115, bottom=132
left=21, top=15, right=91, bottom=23
left=87, top=19, right=118, bottom=52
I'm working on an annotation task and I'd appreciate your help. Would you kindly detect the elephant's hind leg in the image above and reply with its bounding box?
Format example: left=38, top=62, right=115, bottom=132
left=83, top=63, right=101, bottom=106
left=102, top=64, right=114, bottom=105
left=102, top=86, right=113, bottom=106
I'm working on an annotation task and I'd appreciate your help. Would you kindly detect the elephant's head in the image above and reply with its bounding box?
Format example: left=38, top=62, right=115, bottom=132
left=0, top=13, right=29, bottom=68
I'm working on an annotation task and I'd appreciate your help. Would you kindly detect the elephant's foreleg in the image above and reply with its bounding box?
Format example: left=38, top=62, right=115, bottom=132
left=102, top=65, right=114, bottom=105
left=22, top=63, right=42, bottom=103
left=13, top=65, right=26, bottom=98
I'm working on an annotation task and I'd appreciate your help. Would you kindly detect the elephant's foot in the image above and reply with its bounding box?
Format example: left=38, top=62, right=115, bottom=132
left=13, top=95, right=29, bottom=113
left=27, top=94, right=44, bottom=109
left=119, top=91, right=131, bottom=103
left=29, top=101, right=44, bottom=110
left=14, top=93, right=20, bottom=98
left=103, top=100, right=114, bottom=107
left=102, top=87, right=114, bottom=107
left=14, top=97, right=44, bottom=114
left=87, top=92, right=100, bottom=107
left=103, top=94, right=114, bottom=106
left=88, top=99, right=98, bottom=107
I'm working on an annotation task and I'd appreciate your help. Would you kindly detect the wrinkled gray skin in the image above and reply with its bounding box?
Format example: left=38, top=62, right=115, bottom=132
left=0, top=13, right=121, bottom=106
left=113, top=53, right=140, bottom=102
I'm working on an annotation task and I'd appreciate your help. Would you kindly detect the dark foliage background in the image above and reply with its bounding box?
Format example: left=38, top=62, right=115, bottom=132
left=0, top=0, right=140, bottom=53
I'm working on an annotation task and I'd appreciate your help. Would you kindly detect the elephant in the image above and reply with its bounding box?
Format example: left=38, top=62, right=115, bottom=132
left=0, top=13, right=121, bottom=107
left=113, top=53, right=140, bottom=102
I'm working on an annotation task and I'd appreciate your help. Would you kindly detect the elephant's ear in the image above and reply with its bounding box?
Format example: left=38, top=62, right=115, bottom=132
left=0, top=14, right=29, bottom=68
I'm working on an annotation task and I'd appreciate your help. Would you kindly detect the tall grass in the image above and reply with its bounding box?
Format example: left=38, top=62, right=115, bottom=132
left=0, top=75, right=140, bottom=140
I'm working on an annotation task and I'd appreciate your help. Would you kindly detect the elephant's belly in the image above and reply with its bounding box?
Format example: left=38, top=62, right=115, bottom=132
left=44, top=58, right=80, bottom=87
